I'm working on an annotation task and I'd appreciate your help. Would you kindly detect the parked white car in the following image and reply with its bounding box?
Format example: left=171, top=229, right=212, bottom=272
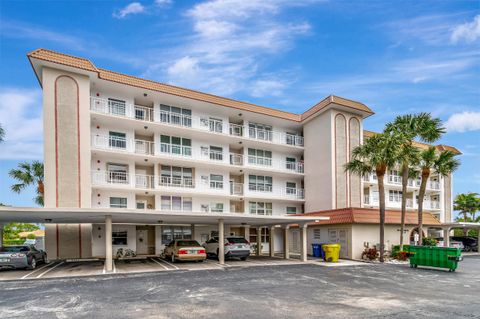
left=203, top=236, right=250, bottom=260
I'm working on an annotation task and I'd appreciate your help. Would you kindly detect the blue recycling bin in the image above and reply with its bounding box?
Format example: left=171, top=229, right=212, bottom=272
left=319, top=244, right=327, bottom=260
left=311, top=244, right=321, bottom=257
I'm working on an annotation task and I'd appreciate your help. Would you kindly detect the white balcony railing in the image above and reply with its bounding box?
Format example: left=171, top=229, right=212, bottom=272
left=364, top=173, right=441, bottom=191
left=230, top=182, right=244, bottom=196
left=91, top=96, right=304, bottom=147
left=91, top=134, right=155, bottom=156
left=363, top=195, right=440, bottom=210
left=159, top=176, right=195, bottom=188
left=248, top=186, right=305, bottom=200
left=92, top=171, right=155, bottom=189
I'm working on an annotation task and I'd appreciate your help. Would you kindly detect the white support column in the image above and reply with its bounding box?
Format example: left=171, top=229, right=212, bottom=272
left=218, top=219, right=225, bottom=265
left=284, top=226, right=290, bottom=259
left=300, top=224, right=308, bottom=262
left=243, top=225, right=250, bottom=242
left=256, top=227, right=262, bottom=256
left=443, top=228, right=450, bottom=247
left=105, top=215, right=113, bottom=272
left=153, top=164, right=159, bottom=189
left=269, top=226, right=275, bottom=257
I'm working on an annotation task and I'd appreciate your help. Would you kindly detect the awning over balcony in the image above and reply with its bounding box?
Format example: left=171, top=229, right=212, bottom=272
left=0, top=207, right=326, bottom=226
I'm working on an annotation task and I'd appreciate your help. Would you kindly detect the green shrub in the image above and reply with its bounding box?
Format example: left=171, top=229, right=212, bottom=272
left=422, top=237, right=437, bottom=246
left=392, top=244, right=410, bottom=257
left=3, top=239, right=25, bottom=246
left=26, top=233, right=36, bottom=239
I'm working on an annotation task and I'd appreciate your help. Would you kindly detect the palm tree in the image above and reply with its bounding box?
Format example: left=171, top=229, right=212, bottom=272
left=9, top=161, right=45, bottom=206
left=385, top=113, right=445, bottom=250
left=454, top=193, right=480, bottom=235
left=0, top=123, right=4, bottom=142
left=417, top=148, right=460, bottom=244
left=345, top=132, right=399, bottom=262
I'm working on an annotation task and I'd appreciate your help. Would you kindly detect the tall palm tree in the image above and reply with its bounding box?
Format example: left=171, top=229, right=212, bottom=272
left=345, top=132, right=399, bottom=262
left=453, top=193, right=480, bottom=235
left=0, top=123, right=4, bottom=143
left=385, top=113, right=445, bottom=250
left=9, top=161, right=45, bottom=206
left=417, top=148, right=459, bottom=244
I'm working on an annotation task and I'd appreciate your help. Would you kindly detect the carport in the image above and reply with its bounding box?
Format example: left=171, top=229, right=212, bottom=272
left=427, top=222, right=480, bottom=248
left=0, top=207, right=326, bottom=272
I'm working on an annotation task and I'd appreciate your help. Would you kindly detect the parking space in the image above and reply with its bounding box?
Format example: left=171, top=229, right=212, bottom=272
left=0, top=255, right=359, bottom=281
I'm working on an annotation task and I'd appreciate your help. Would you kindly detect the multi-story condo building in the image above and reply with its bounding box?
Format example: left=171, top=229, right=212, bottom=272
left=0, top=49, right=459, bottom=264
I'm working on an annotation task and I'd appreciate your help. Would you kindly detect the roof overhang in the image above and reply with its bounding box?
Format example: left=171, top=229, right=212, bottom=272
left=0, top=207, right=327, bottom=227
left=428, top=222, right=480, bottom=230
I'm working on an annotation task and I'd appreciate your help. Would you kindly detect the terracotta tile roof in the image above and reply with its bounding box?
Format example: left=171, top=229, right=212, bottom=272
left=300, top=207, right=441, bottom=226
left=27, top=48, right=374, bottom=121
left=363, top=130, right=461, bottom=155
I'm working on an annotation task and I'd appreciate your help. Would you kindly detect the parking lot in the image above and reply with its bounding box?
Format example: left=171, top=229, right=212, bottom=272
left=0, top=255, right=359, bottom=281
left=0, top=256, right=478, bottom=318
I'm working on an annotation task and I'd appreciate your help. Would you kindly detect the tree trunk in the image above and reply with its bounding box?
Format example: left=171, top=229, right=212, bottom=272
left=376, top=167, right=386, bottom=262
left=417, top=168, right=430, bottom=245
left=400, top=164, right=409, bottom=251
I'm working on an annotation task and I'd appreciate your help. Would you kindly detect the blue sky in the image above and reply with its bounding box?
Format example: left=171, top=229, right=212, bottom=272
left=0, top=0, right=479, bottom=215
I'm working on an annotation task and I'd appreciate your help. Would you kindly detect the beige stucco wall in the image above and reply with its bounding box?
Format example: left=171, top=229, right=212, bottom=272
left=42, top=67, right=92, bottom=259
left=348, top=117, right=361, bottom=207
left=303, top=110, right=334, bottom=211
left=351, top=224, right=405, bottom=260
left=42, top=67, right=91, bottom=209
left=335, top=114, right=348, bottom=208
left=443, top=174, right=453, bottom=222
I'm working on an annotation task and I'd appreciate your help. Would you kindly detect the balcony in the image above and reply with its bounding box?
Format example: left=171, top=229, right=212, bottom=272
left=363, top=173, right=441, bottom=191
left=247, top=186, right=305, bottom=200
left=230, top=182, right=244, bottom=196
left=363, top=195, right=440, bottom=210
left=91, top=171, right=155, bottom=189
left=91, top=134, right=303, bottom=175
left=91, top=97, right=303, bottom=148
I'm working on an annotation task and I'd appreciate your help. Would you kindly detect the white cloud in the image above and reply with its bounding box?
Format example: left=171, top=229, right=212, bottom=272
left=451, top=15, right=480, bottom=44
left=144, top=0, right=315, bottom=96
left=154, top=0, right=172, bottom=5
left=113, top=2, right=145, bottom=19
left=445, top=111, right=480, bottom=133
left=0, top=88, right=43, bottom=160
left=250, top=79, right=288, bottom=98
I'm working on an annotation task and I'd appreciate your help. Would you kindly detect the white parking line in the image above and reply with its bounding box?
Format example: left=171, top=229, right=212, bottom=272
left=158, top=258, right=180, bottom=270
left=21, top=262, right=56, bottom=279
left=149, top=258, right=170, bottom=270
left=36, top=261, right=65, bottom=278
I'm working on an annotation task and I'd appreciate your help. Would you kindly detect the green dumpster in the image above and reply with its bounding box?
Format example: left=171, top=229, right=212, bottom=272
left=409, top=246, right=463, bottom=272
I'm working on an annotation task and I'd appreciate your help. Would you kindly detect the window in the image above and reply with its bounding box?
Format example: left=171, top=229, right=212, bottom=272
left=286, top=133, right=298, bottom=145
left=389, top=190, right=402, bottom=202
left=388, top=170, right=401, bottom=184
left=209, top=117, right=223, bottom=133
left=209, top=146, right=223, bottom=161
left=108, top=98, right=126, bottom=116
left=160, top=135, right=191, bottom=156
left=247, top=148, right=272, bottom=166
left=160, top=104, right=192, bottom=127
left=286, top=182, right=297, bottom=195
left=112, top=231, right=128, bottom=245
left=286, top=157, right=296, bottom=170
left=248, top=122, right=272, bottom=141
left=161, top=226, right=192, bottom=246
left=286, top=207, right=297, bottom=214
left=109, top=131, right=126, bottom=149
left=210, top=203, right=224, bottom=213
left=210, top=174, right=224, bottom=189
left=110, top=197, right=127, bottom=208
left=249, top=202, right=273, bottom=216
left=160, top=196, right=192, bottom=211
left=160, top=165, right=193, bottom=187
left=248, top=175, right=272, bottom=192
left=107, top=163, right=128, bottom=184
left=313, top=229, right=321, bottom=240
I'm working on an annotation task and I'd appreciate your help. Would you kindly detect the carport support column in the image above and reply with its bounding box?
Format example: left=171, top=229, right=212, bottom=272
left=269, top=226, right=275, bottom=257
left=443, top=228, right=450, bottom=248
left=284, top=226, right=290, bottom=259
left=218, top=219, right=225, bottom=265
left=256, top=227, right=262, bottom=256
left=105, top=215, right=113, bottom=272
left=300, top=224, right=308, bottom=262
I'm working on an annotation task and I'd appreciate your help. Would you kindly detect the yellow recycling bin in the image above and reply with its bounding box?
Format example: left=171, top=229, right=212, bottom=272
left=322, top=244, right=341, bottom=262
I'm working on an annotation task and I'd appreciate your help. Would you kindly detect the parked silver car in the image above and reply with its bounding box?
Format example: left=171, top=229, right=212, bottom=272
left=0, top=245, right=47, bottom=270
left=204, top=236, right=250, bottom=260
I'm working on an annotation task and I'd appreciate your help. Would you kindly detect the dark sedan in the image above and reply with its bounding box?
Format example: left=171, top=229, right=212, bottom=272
left=0, top=245, right=47, bottom=270
left=451, top=236, right=478, bottom=252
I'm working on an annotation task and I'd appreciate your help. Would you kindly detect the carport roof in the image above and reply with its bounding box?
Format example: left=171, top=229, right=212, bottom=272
left=299, top=207, right=442, bottom=226
left=0, top=207, right=327, bottom=226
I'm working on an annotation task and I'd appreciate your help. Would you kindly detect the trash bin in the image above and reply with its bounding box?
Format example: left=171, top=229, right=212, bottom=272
left=311, top=244, right=321, bottom=258
left=409, top=246, right=462, bottom=272
left=322, top=244, right=341, bottom=262
left=319, top=244, right=327, bottom=260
